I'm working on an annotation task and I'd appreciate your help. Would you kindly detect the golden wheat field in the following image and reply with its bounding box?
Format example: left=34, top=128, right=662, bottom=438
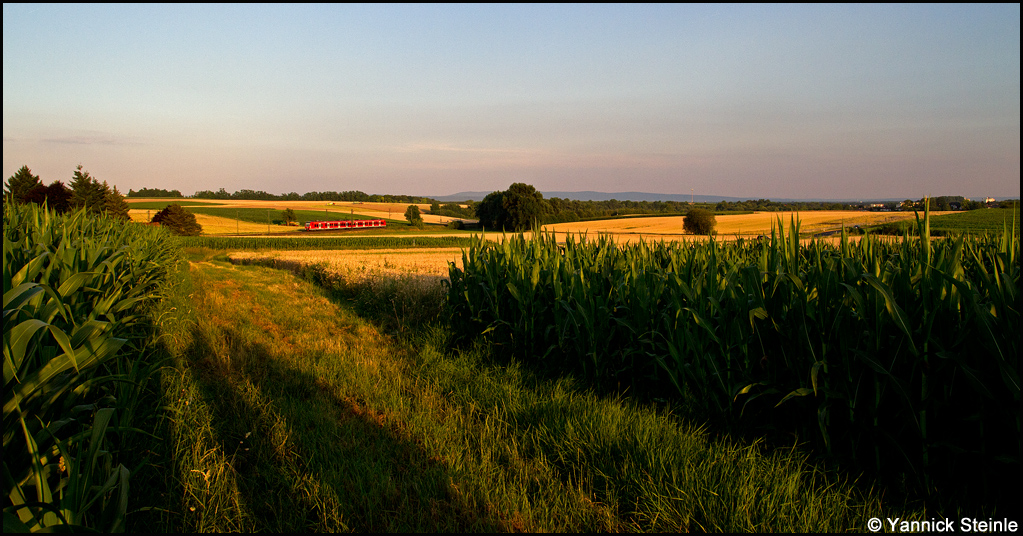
left=228, top=248, right=464, bottom=281
left=540, top=210, right=955, bottom=243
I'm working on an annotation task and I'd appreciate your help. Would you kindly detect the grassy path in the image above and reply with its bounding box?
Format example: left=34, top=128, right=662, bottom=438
left=147, top=255, right=919, bottom=532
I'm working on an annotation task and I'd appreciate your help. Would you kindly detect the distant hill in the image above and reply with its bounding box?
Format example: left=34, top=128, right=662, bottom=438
left=432, top=191, right=749, bottom=203
left=431, top=190, right=1015, bottom=204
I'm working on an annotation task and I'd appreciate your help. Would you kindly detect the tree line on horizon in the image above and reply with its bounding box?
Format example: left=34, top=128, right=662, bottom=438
left=184, top=187, right=438, bottom=205
left=714, top=196, right=1004, bottom=213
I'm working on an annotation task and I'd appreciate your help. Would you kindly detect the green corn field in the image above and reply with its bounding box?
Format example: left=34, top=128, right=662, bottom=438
left=4, top=202, right=181, bottom=531
left=446, top=209, right=1020, bottom=513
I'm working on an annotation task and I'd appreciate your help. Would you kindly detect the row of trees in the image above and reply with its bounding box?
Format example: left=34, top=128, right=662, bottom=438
left=429, top=201, right=475, bottom=219
left=127, top=187, right=183, bottom=198
left=714, top=199, right=856, bottom=212
left=189, top=187, right=437, bottom=204
left=712, top=196, right=1002, bottom=213
left=5, top=165, right=130, bottom=219
left=545, top=197, right=691, bottom=223
left=899, top=196, right=990, bottom=211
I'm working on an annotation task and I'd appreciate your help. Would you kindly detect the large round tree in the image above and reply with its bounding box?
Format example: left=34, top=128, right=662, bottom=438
left=502, top=183, right=551, bottom=231
left=475, top=183, right=550, bottom=231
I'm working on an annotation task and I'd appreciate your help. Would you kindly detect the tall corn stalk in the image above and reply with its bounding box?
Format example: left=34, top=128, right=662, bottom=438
left=447, top=211, right=1020, bottom=512
left=4, top=200, right=180, bottom=531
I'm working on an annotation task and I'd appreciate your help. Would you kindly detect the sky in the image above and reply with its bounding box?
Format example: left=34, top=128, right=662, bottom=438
left=3, top=4, right=1019, bottom=200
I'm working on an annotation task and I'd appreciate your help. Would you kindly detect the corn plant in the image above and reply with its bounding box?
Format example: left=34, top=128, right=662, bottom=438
left=446, top=211, right=1020, bottom=512
left=4, top=200, right=180, bottom=531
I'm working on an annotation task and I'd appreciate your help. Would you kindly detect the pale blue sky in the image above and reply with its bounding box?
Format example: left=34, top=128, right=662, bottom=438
left=3, top=4, right=1019, bottom=198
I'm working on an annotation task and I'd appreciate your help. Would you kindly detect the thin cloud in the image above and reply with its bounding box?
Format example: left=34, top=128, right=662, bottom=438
left=398, top=143, right=538, bottom=155
left=40, top=133, right=142, bottom=146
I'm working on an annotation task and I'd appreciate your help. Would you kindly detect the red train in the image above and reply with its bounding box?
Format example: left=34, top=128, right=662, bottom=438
left=304, top=219, right=386, bottom=231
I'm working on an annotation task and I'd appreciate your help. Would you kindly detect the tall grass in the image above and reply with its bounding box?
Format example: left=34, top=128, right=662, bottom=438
left=3, top=201, right=181, bottom=531
left=446, top=212, right=1020, bottom=514
left=150, top=252, right=922, bottom=531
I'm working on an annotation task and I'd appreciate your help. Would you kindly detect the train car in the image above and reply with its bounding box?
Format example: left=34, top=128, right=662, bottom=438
left=304, top=219, right=387, bottom=231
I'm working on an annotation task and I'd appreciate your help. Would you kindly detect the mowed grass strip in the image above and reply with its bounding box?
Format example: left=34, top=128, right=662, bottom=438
left=153, top=254, right=920, bottom=532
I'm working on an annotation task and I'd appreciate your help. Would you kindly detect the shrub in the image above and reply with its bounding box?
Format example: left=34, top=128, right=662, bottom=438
left=683, top=208, right=716, bottom=235
left=404, top=205, right=423, bottom=227
left=152, top=204, right=203, bottom=236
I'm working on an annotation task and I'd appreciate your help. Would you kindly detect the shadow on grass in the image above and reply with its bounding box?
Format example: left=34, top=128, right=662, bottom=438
left=177, top=322, right=503, bottom=532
